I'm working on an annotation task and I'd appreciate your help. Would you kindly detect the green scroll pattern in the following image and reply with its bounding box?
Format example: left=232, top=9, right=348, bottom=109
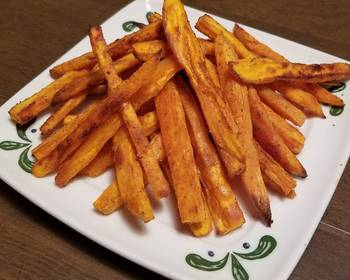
left=185, top=235, right=277, bottom=279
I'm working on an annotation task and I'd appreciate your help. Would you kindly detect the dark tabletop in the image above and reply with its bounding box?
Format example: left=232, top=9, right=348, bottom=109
left=0, top=0, right=350, bottom=279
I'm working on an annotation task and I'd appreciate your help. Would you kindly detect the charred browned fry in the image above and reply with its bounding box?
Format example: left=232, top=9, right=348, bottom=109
left=256, top=85, right=306, bottom=126
left=215, top=34, right=271, bottom=225
left=261, top=103, right=305, bottom=154
left=233, top=24, right=345, bottom=107
left=230, top=57, right=350, bottom=85
left=248, top=87, right=307, bottom=178
left=163, top=0, right=245, bottom=178
left=255, top=141, right=296, bottom=198
left=50, top=20, right=163, bottom=78
left=93, top=179, right=123, bottom=215
left=177, top=76, right=245, bottom=233
left=40, top=94, right=87, bottom=136
left=113, top=127, right=154, bottom=222
left=155, top=80, right=206, bottom=224
left=9, top=70, right=88, bottom=125
left=89, top=26, right=123, bottom=95
left=120, top=102, right=169, bottom=199
left=271, top=81, right=325, bottom=118
left=53, top=53, right=140, bottom=104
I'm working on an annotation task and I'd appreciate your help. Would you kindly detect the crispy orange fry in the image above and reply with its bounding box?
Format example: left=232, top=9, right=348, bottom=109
left=89, top=26, right=123, bottom=95
left=132, top=39, right=214, bottom=62
left=93, top=179, right=123, bottom=215
left=215, top=35, right=271, bottom=225
left=195, top=14, right=254, bottom=59
left=256, top=85, right=306, bottom=126
left=262, top=103, right=305, bottom=154
left=163, top=0, right=245, bottom=178
left=113, top=127, right=154, bottom=222
left=120, top=102, right=169, bottom=199
left=9, top=70, right=88, bottom=125
left=296, top=82, right=345, bottom=107
left=204, top=58, right=220, bottom=87
left=53, top=53, right=140, bottom=103
left=40, top=93, right=87, bottom=135
left=155, top=80, right=206, bottom=224
left=230, top=57, right=350, bottom=84
left=178, top=76, right=245, bottom=233
left=233, top=24, right=345, bottom=107
left=80, top=140, right=114, bottom=177
left=255, top=141, right=296, bottom=198
left=189, top=193, right=213, bottom=237
left=50, top=20, right=163, bottom=78
left=248, top=87, right=307, bottom=178
left=233, top=24, right=288, bottom=62
left=271, top=81, right=325, bottom=117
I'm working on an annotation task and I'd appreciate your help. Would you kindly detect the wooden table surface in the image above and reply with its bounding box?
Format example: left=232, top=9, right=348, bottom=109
left=0, top=0, right=349, bottom=279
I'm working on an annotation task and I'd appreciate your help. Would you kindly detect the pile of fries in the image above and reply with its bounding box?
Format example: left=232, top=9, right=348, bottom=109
left=9, top=0, right=349, bottom=236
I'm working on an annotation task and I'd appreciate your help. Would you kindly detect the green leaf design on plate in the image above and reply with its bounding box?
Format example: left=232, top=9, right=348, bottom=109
left=18, top=146, right=35, bottom=173
left=322, top=82, right=346, bottom=93
left=330, top=106, right=344, bottom=116
left=231, top=254, right=249, bottom=280
left=122, top=21, right=146, bottom=32
left=233, top=235, right=277, bottom=260
left=0, top=141, right=30, bottom=150
left=185, top=252, right=229, bottom=271
left=16, top=118, right=35, bottom=143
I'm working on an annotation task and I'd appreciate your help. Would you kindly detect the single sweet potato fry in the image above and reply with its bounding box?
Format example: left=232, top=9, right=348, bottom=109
left=256, top=85, right=306, bottom=126
left=262, top=103, right=305, bottom=154
left=189, top=193, right=213, bottom=237
left=255, top=141, right=296, bottom=198
left=248, top=87, right=307, bottom=178
left=93, top=179, right=123, bottom=215
left=50, top=20, right=163, bottom=78
left=230, top=57, right=350, bottom=84
left=40, top=93, right=87, bottom=136
left=178, top=76, right=245, bottom=232
left=120, top=102, right=169, bottom=199
left=9, top=70, right=88, bottom=125
left=215, top=35, right=271, bottom=225
left=163, top=0, right=245, bottom=178
left=89, top=26, right=123, bottom=95
left=155, top=80, right=206, bottom=224
left=147, top=12, right=162, bottom=23
left=113, top=127, right=154, bottom=222
left=271, top=81, right=325, bottom=117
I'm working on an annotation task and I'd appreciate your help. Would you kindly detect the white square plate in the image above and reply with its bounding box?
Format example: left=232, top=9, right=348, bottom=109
left=0, top=1, right=349, bottom=279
